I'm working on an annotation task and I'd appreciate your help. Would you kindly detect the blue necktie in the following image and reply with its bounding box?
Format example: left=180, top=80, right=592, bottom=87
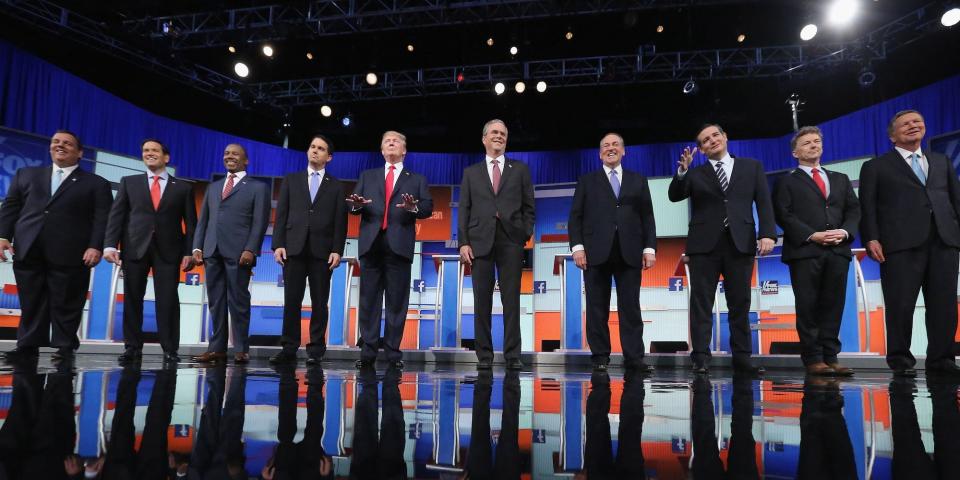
left=51, top=168, right=63, bottom=196
left=309, top=171, right=320, bottom=201
left=910, top=153, right=926, bottom=185
left=609, top=169, right=620, bottom=198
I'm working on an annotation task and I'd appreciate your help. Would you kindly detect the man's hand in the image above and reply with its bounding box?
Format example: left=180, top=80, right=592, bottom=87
left=0, top=239, right=14, bottom=262
left=811, top=230, right=846, bottom=245
left=82, top=248, right=102, bottom=267
left=642, top=252, right=656, bottom=270
left=572, top=250, right=587, bottom=270
left=274, top=247, right=287, bottom=266
left=345, top=194, right=373, bottom=208
left=192, top=250, right=204, bottom=265
left=180, top=256, right=194, bottom=272
left=756, top=238, right=775, bottom=256
left=678, top=145, right=698, bottom=173
left=395, top=193, right=419, bottom=212
left=103, top=250, right=121, bottom=265
left=866, top=240, right=885, bottom=263
left=64, top=455, right=82, bottom=476
left=239, top=250, right=255, bottom=268
left=825, top=229, right=848, bottom=244
left=328, top=252, right=341, bottom=270
left=459, top=245, right=474, bottom=266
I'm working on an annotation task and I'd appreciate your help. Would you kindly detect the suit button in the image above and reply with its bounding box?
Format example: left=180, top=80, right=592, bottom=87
left=309, top=210, right=314, bottom=213
left=723, top=199, right=728, bottom=203
left=43, top=210, right=48, bottom=214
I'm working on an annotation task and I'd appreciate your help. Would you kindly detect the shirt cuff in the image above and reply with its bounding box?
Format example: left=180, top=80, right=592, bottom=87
left=192, top=248, right=202, bottom=254
left=677, top=167, right=688, bottom=177
left=571, top=244, right=584, bottom=253
left=841, top=229, right=850, bottom=239
left=643, top=248, right=656, bottom=255
left=104, top=247, right=119, bottom=254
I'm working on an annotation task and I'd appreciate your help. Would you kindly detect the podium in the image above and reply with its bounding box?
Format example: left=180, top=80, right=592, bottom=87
left=553, top=254, right=587, bottom=351
left=431, top=255, right=467, bottom=350
left=329, top=257, right=360, bottom=347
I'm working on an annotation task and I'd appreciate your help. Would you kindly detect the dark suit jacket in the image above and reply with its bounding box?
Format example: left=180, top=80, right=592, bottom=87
left=0, top=166, right=112, bottom=266
left=457, top=158, right=535, bottom=256
left=568, top=168, right=657, bottom=266
left=194, top=174, right=271, bottom=260
left=668, top=156, right=776, bottom=255
left=859, top=149, right=960, bottom=254
left=103, top=173, right=198, bottom=263
left=350, top=166, right=433, bottom=261
left=272, top=171, right=348, bottom=258
left=773, top=168, right=860, bottom=262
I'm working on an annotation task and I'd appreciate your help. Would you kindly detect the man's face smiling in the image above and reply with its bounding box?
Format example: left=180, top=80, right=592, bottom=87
left=223, top=144, right=248, bottom=173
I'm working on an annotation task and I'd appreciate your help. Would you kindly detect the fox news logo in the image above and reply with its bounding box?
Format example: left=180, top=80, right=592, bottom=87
left=760, top=280, right=779, bottom=295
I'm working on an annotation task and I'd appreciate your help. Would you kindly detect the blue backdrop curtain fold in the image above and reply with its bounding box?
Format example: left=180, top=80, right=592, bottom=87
left=2, top=39, right=959, bottom=184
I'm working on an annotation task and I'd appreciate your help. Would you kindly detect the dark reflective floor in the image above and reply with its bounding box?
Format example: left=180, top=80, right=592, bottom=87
left=0, top=358, right=957, bottom=479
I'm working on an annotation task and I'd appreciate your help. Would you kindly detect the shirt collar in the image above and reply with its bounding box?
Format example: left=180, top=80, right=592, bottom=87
left=53, top=164, right=80, bottom=175
left=797, top=164, right=824, bottom=174
left=308, top=167, right=325, bottom=176
left=708, top=152, right=733, bottom=167
left=486, top=155, right=505, bottom=165
left=226, top=171, right=247, bottom=181
left=895, top=146, right=923, bottom=161
left=147, top=169, right=169, bottom=181
left=602, top=164, right=623, bottom=176
left=385, top=161, right=403, bottom=171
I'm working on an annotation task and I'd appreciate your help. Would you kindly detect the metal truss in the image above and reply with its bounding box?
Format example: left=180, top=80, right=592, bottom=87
left=124, top=0, right=753, bottom=50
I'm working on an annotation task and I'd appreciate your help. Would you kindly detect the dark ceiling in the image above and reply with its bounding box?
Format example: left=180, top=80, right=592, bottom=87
left=1, top=0, right=958, bottom=153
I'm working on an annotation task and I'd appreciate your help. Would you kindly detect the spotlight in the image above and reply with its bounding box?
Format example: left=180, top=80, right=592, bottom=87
left=407, top=44, right=415, bottom=52
left=515, top=81, right=526, bottom=93
left=827, top=0, right=859, bottom=26
left=306, top=52, right=314, bottom=60
left=536, top=81, right=547, bottom=93
left=737, top=33, right=746, bottom=43
left=233, top=62, right=249, bottom=78
left=800, top=23, right=818, bottom=41
left=682, top=78, right=699, bottom=95
left=262, top=45, right=274, bottom=57
left=365, top=72, right=378, bottom=86
left=494, top=82, right=506, bottom=95
left=509, top=46, right=518, bottom=55
left=565, top=31, right=574, bottom=40
left=943, top=7, right=960, bottom=27
left=656, top=25, right=664, bottom=33
left=456, top=71, right=465, bottom=83
left=858, top=68, right=876, bottom=87
left=320, top=105, right=332, bottom=117
left=486, top=37, right=494, bottom=46
left=228, top=45, right=236, bottom=53
left=341, top=114, right=352, bottom=127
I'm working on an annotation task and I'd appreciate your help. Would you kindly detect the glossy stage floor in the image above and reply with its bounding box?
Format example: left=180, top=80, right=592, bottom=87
left=0, top=354, right=956, bottom=480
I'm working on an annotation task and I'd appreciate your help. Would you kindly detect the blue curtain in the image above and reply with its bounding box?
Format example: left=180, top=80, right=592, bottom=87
left=2, top=38, right=959, bottom=183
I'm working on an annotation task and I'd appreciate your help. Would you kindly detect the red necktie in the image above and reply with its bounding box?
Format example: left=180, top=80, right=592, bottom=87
left=382, top=166, right=395, bottom=230
left=222, top=173, right=236, bottom=200
left=150, top=175, right=162, bottom=210
left=491, top=159, right=501, bottom=194
left=811, top=168, right=827, bottom=198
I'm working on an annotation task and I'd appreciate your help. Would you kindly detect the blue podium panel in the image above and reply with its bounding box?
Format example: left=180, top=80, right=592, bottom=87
left=327, top=259, right=354, bottom=346
left=717, top=312, right=760, bottom=353
left=323, top=377, right=345, bottom=455
left=560, top=256, right=584, bottom=350
left=435, top=378, right=459, bottom=466
left=561, top=381, right=584, bottom=472
left=77, top=371, right=105, bottom=457
left=437, top=257, right=461, bottom=348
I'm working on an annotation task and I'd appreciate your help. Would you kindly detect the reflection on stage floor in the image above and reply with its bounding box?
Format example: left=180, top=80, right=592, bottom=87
left=0, top=357, right=956, bottom=479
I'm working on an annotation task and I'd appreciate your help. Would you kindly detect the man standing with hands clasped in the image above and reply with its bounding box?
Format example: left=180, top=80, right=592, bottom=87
left=669, top=124, right=776, bottom=375
left=568, top=133, right=657, bottom=373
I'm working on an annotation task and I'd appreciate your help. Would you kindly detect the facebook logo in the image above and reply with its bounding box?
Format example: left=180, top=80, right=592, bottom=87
left=173, top=425, right=191, bottom=437
left=412, top=279, right=426, bottom=293
left=533, top=281, right=547, bottom=294
left=671, top=436, right=687, bottom=453
left=184, top=273, right=201, bottom=286
left=668, top=276, right=684, bottom=291
left=532, top=429, right=546, bottom=443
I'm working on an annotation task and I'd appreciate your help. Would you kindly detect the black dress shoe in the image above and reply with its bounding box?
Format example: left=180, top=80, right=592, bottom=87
left=691, top=363, right=709, bottom=375
left=163, top=352, right=180, bottom=363
left=306, top=355, right=322, bottom=366
left=355, top=358, right=375, bottom=369
left=733, top=361, right=765, bottom=375
left=3, top=347, right=39, bottom=361
left=626, top=361, right=655, bottom=374
left=269, top=351, right=297, bottom=365
left=477, top=359, right=493, bottom=370
left=927, top=361, right=960, bottom=375
left=118, top=349, right=142, bottom=363
left=388, top=360, right=404, bottom=370
left=505, top=359, right=524, bottom=370
left=894, top=368, right=918, bottom=378
left=51, top=348, right=75, bottom=361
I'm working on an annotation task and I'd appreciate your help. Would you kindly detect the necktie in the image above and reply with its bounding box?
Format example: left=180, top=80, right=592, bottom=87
left=382, top=166, right=395, bottom=230
left=222, top=173, right=236, bottom=200
left=491, top=159, right=501, bottom=194
left=811, top=168, right=827, bottom=198
left=51, top=168, right=63, bottom=196
left=609, top=169, right=621, bottom=198
left=715, top=161, right=729, bottom=227
left=910, top=153, right=926, bottom=185
left=309, top=171, right=320, bottom=202
left=151, top=175, right=162, bottom=210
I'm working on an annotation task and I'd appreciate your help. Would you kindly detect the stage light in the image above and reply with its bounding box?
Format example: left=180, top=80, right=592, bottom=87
left=366, top=72, right=378, bottom=85
left=565, top=31, right=574, bottom=40
left=656, top=25, right=664, bottom=33
left=262, top=45, right=274, bottom=57
left=682, top=78, right=699, bottom=95
left=306, top=52, right=314, bottom=60
left=320, top=105, right=332, bottom=117
left=228, top=45, right=236, bottom=53
left=827, top=0, right=859, bottom=26
left=341, top=115, right=352, bottom=127
left=509, top=46, right=518, bottom=55
left=407, top=44, right=415, bottom=52
left=515, top=81, right=526, bottom=93
left=942, top=8, right=960, bottom=27
left=456, top=72, right=465, bottom=83
left=536, top=81, right=547, bottom=93
left=233, top=62, right=249, bottom=78
left=737, top=33, right=746, bottom=43
left=494, top=82, right=506, bottom=95
left=800, top=24, right=818, bottom=41
left=486, top=37, right=494, bottom=46
left=858, top=68, right=876, bottom=87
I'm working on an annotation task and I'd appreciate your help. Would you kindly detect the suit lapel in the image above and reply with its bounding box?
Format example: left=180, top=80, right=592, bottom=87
left=924, top=152, right=940, bottom=186
left=49, top=168, right=81, bottom=204
left=495, top=159, right=513, bottom=196
left=223, top=174, right=246, bottom=200
left=601, top=168, right=619, bottom=201
left=312, top=173, right=332, bottom=206
left=725, top=158, right=742, bottom=192
left=699, top=163, right=725, bottom=195
left=792, top=169, right=826, bottom=200
left=158, top=175, right=181, bottom=211
left=887, top=150, right=924, bottom=187
left=391, top=169, right=412, bottom=203
left=140, top=173, right=156, bottom=209
left=477, top=162, right=496, bottom=197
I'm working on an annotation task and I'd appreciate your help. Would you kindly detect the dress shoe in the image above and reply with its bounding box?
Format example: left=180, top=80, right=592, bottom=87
left=691, top=363, right=709, bottom=375
left=1, top=347, right=39, bottom=361
left=234, top=352, right=250, bottom=364
left=893, top=368, right=917, bottom=378
left=192, top=351, right=227, bottom=363
left=305, top=355, right=322, bottom=366
left=733, top=361, right=765, bottom=375
left=805, top=362, right=835, bottom=376
left=388, top=359, right=404, bottom=370
left=118, top=349, right=142, bottom=363
left=355, top=358, right=375, bottom=369
left=926, top=361, right=960, bottom=375
left=269, top=351, right=297, bottom=365
left=163, top=352, right=180, bottom=363
left=505, top=359, right=524, bottom=370
left=51, top=348, right=75, bottom=362
left=476, top=359, right=493, bottom=370
left=625, top=360, right=655, bottom=374
left=826, top=362, right=854, bottom=376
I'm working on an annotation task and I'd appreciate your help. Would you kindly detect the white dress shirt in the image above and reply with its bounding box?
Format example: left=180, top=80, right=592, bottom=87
left=895, top=146, right=929, bottom=177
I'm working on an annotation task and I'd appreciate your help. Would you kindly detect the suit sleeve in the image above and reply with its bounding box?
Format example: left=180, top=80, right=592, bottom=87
left=457, top=169, right=472, bottom=248
left=858, top=159, right=879, bottom=243
left=839, top=175, right=860, bottom=243
left=640, top=176, right=657, bottom=251
left=272, top=176, right=290, bottom=250
left=753, top=161, right=777, bottom=240
left=412, top=176, right=433, bottom=220
left=772, top=177, right=815, bottom=246
left=667, top=170, right=692, bottom=202
left=88, top=177, right=113, bottom=250
left=568, top=176, right=586, bottom=250
left=333, top=182, right=347, bottom=255
left=0, top=169, right=27, bottom=240
left=945, top=154, right=960, bottom=221
left=181, top=182, right=198, bottom=257
left=193, top=187, right=210, bottom=252
left=521, top=164, right=535, bottom=240
left=244, top=182, right=271, bottom=255
left=103, top=177, right=130, bottom=250
left=349, top=171, right=366, bottom=216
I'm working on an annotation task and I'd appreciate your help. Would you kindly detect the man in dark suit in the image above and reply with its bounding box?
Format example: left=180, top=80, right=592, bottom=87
left=189, top=367, right=247, bottom=480
left=582, top=371, right=647, bottom=480
left=773, top=126, right=860, bottom=376
left=859, top=110, right=960, bottom=377
left=796, top=377, right=857, bottom=479
left=465, top=370, right=520, bottom=480
left=270, top=134, right=348, bottom=366
left=263, top=366, right=332, bottom=480
left=0, top=130, right=112, bottom=363
left=347, top=131, right=432, bottom=370
left=103, top=139, right=197, bottom=364
left=458, top=119, right=535, bottom=370
left=191, top=144, right=271, bottom=364
left=690, top=375, right=759, bottom=479
left=569, top=133, right=657, bottom=372
left=669, top=124, right=776, bottom=374
left=350, top=366, right=407, bottom=479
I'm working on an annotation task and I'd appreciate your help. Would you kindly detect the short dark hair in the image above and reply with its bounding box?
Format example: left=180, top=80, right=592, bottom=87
left=790, top=126, right=822, bottom=151
left=310, top=134, right=335, bottom=155
left=887, top=109, right=923, bottom=136
left=695, top=124, right=725, bottom=145
left=600, top=132, right=625, bottom=146
left=54, top=129, right=83, bottom=150
left=141, top=138, right=170, bottom=155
